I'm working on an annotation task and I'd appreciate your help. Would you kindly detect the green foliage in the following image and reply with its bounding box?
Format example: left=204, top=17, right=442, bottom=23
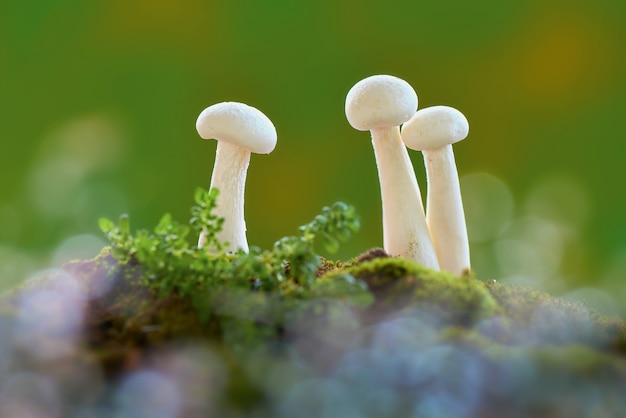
left=99, top=187, right=361, bottom=306
left=190, top=187, right=224, bottom=252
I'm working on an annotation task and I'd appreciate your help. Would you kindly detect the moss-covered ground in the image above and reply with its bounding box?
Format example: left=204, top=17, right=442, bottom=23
left=1, top=246, right=625, bottom=417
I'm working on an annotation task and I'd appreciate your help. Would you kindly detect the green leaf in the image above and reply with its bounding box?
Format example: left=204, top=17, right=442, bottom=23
left=118, top=214, right=130, bottom=234
left=321, top=231, right=340, bottom=253
left=98, top=217, right=115, bottom=234
left=155, top=213, right=173, bottom=234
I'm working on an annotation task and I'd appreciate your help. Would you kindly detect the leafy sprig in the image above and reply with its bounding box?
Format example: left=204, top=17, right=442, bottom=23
left=99, top=188, right=361, bottom=299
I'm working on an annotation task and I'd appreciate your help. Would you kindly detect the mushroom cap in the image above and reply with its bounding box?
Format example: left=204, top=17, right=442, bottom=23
left=196, top=102, right=277, bottom=154
left=345, top=75, right=418, bottom=131
left=401, top=105, right=469, bottom=150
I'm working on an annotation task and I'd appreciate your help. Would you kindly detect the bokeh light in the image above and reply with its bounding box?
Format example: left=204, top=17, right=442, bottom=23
left=14, top=269, right=86, bottom=360
left=461, top=172, right=515, bottom=243
left=114, top=370, right=181, bottom=418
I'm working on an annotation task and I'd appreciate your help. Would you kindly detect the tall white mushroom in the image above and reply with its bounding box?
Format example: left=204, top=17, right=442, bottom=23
left=196, top=101, right=277, bottom=253
left=345, top=75, right=439, bottom=269
left=401, top=105, right=470, bottom=275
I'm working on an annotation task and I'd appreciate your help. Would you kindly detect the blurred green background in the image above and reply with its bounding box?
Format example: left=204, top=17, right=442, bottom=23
left=2, top=0, right=626, bottom=312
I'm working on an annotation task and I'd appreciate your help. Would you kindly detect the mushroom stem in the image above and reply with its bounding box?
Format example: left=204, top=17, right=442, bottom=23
left=198, top=141, right=250, bottom=252
left=371, top=126, right=440, bottom=269
left=422, top=145, right=470, bottom=275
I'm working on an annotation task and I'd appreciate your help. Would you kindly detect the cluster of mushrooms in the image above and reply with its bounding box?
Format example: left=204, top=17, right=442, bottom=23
left=195, top=74, right=470, bottom=276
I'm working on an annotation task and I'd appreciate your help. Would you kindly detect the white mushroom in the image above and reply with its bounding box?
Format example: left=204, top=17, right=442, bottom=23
left=196, top=102, right=277, bottom=253
left=345, top=75, right=439, bottom=269
left=401, top=105, right=470, bottom=275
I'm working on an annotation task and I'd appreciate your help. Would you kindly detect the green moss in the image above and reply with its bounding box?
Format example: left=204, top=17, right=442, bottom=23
left=2, top=243, right=626, bottom=417
left=337, top=256, right=502, bottom=327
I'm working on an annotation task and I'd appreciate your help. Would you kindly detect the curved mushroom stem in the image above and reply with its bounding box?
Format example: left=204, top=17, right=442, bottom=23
left=422, top=145, right=470, bottom=275
left=371, top=126, right=439, bottom=269
left=199, top=141, right=250, bottom=253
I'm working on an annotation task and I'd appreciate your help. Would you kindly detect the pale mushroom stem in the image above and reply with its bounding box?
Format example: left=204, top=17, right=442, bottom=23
left=423, top=145, right=470, bottom=275
left=198, top=141, right=250, bottom=252
left=371, top=126, right=440, bottom=269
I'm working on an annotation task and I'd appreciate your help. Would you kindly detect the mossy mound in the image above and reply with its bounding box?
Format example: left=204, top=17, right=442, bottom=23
left=1, top=247, right=625, bottom=417
left=338, top=255, right=501, bottom=326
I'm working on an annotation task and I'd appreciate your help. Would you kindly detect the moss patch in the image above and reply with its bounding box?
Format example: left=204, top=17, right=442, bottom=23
left=2, top=248, right=626, bottom=417
left=338, top=256, right=501, bottom=327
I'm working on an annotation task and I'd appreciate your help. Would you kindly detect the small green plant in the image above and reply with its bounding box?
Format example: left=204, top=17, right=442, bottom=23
left=99, top=188, right=361, bottom=300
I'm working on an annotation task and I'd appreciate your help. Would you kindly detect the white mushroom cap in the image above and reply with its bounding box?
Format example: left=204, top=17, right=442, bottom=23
left=196, top=102, right=277, bottom=154
left=345, top=75, right=418, bottom=131
left=401, top=105, right=469, bottom=150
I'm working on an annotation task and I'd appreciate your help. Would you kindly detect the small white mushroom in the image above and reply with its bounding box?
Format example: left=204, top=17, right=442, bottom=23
left=401, top=105, right=470, bottom=275
left=345, top=75, right=439, bottom=269
left=196, top=101, right=277, bottom=253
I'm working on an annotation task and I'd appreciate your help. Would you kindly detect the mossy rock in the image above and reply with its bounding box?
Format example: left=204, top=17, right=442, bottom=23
left=0, top=247, right=625, bottom=417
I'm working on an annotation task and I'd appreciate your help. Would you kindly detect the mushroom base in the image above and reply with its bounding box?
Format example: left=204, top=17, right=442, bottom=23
left=370, top=126, right=440, bottom=270
left=423, top=145, right=471, bottom=276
